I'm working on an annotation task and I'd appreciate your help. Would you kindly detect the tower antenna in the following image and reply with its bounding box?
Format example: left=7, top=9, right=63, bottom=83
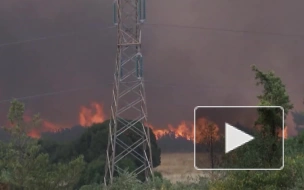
left=104, top=0, right=153, bottom=186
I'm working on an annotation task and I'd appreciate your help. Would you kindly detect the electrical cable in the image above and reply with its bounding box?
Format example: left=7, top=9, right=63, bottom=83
left=1, top=22, right=304, bottom=48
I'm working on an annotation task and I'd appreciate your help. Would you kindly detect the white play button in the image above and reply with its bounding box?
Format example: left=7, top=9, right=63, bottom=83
left=225, top=123, right=254, bottom=153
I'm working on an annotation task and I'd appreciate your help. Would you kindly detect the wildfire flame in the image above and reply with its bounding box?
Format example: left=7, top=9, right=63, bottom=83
left=28, top=120, right=68, bottom=138
left=3, top=101, right=289, bottom=141
left=26, top=116, right=67, bottom=138
left=278, top=126, right=288, bottom=139
left=147, top=121, right=194, bottom=141
left=23, top=102, right=107, bottom=138
left=79, top=102, right=106, bottom=127
left=195, top=118, right=220, bottom=143
left=2, top=115, right=67, bottom=139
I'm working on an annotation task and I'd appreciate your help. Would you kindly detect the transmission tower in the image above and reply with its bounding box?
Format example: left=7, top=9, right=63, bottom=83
left=104, top=0, right=153, bottom=186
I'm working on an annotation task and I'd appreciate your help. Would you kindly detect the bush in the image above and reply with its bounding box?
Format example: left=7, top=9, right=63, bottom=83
left=79, top=183, right=102, bottom=190
left=209, top=132, right=304, bottom=190
left=153, top=171, right=163, bottom=179
left=78, top=171, right=210, bottom=190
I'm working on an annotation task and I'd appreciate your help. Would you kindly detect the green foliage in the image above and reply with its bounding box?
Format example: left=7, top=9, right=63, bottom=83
left=153, top=170, right=163, bottom=179
left=79, top=183, right=102, bottom=190
left=75, top=143, right=304, bottom=190
left=78, top=157, right=104, bottom=185
left=252, top=65, right=292, bottom=137
left=39, top=120, right=161, bottom=188
left=0, top=100, right=85, bottom=189
left=210, top=133, right=304, bottom=190
left=209, top=66, right=300, bottom=189
left=78, top=171, right=209, bottom=190
left=252, top=65, right=291, bottom=165
left=251, top=65, right=293, bottom=114
left=74, top=130, right=304, bottom=190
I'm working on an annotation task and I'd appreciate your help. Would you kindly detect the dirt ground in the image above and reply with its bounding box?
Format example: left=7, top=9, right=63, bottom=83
left=154, top=152, right=211, bottom=183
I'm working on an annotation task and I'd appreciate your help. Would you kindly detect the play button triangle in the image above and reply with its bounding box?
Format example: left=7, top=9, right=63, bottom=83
left=225, top=123, right=254, bottom=154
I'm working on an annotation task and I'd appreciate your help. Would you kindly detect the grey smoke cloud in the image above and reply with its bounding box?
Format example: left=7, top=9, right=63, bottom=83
left=0, top=0, right=303, bottom=135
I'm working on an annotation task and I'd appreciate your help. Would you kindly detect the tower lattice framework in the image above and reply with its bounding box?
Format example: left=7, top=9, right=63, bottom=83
left=104, top=0, right=153, bottom=186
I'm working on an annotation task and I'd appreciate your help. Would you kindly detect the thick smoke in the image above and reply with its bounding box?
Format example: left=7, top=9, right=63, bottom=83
left=0, top=0, right=303, bottom=136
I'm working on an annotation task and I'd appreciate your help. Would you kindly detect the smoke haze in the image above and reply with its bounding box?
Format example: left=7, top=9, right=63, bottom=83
left=0, top=0, right=303, bottom=135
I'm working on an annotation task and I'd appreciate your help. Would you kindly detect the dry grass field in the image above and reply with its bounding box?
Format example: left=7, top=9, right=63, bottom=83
left=154, top=152, right=211, bottom=183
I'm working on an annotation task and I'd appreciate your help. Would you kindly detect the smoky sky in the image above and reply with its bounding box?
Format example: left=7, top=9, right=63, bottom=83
left=0, top=0, right=304, bottom=135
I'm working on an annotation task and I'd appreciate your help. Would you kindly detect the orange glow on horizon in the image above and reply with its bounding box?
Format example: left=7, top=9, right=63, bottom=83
left=2, top=102, right=289, bottom=141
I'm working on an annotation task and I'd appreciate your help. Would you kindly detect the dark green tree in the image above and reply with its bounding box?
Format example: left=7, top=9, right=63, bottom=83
left=0, top=99, right=85, bottom=189
left=211, top=65, right=296, bottom=189
left=252, top=65, right=293, bottom=166
left=39, top=120, right=161, bottom=188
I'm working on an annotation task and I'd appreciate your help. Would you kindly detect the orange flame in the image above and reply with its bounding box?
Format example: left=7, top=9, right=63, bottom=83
left=23, top=102, right=107, bottom=138
left=145, top=123, right=170, bottom=139
left=148, top=121, right=194, bottom=141
left=195, top=118, right=220, bottom=143
left=3, top=115, right=68, bottom=139
left=28, top=130, right=40, bottom=139
left=79, top=102, right=106, bottom=127
left=5, top=101, right=288, bottom=142
left=26, top=116, right=67, bottom=138
left=278, top=126, right=288, bottom=139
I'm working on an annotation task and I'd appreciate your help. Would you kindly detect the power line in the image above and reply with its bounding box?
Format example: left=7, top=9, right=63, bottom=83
left=1, top=22, right=304, bottom=48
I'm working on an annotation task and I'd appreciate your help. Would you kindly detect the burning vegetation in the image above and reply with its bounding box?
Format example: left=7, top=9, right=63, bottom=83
left=147, top=121, right=194, bottom=141
left=22, top=102, right=197, bottom=141
left=79, top=102, right=106, bottom=127
left=17, top=102, right=288, bottom=141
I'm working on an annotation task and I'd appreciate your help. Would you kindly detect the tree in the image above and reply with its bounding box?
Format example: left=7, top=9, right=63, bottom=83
left=221, top=66, right=292, bottom=168
left=210, top=65, right=296, bottom=189
left=251, top=65, right=293, bottom=166
left=196, top=118, right=220, bottom=168
left=0, top=99, right=44, bottom=188
left=0, top=99, right=85, bottom=189
left=39, top=120, right=161, bottom=188
left=210, top=131, right=304, bottom=190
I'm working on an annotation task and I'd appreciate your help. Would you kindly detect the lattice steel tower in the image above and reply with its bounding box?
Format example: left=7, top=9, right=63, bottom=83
left=104, top=0, right=153, bottom=186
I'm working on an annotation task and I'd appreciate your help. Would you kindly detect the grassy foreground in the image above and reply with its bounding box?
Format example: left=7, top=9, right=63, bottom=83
left=154, top=152, right=208, bottom=183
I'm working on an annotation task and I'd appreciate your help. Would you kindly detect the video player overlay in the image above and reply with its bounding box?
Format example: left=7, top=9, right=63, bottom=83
left=194, top=106, right=284, bottom=170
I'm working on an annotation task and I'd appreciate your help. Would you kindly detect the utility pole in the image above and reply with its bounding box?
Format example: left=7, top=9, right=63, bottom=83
left=104, top=0, right=153, bottom=186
